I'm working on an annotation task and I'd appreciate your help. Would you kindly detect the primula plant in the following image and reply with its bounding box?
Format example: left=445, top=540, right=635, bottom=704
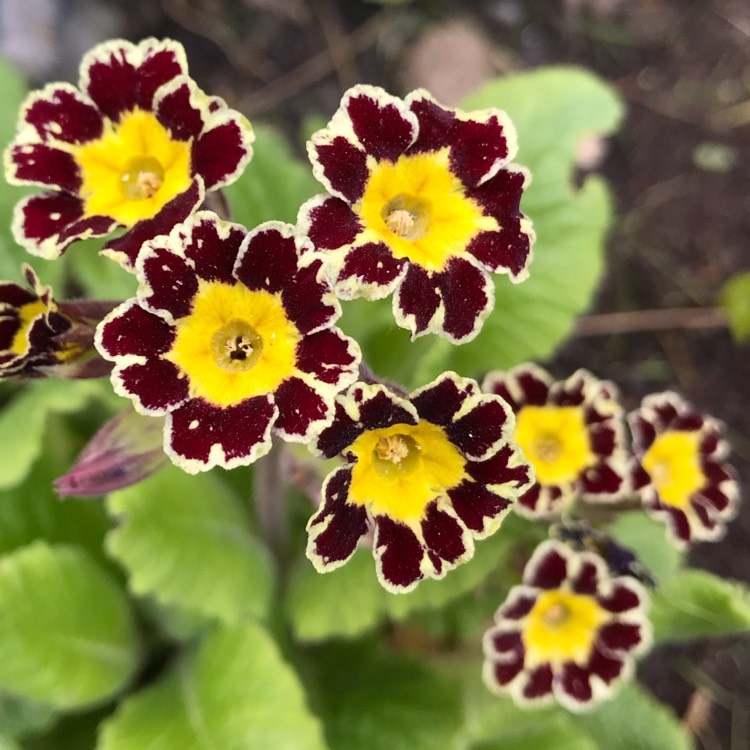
left=0, top=36, right=747, bottom=750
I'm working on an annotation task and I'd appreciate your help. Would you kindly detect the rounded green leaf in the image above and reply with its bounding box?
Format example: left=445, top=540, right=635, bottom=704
left=0, top=542, right=139, bottom=709
left=649, top=569, right=750, bottom=643
left=719, top=271, right=750, bottom=344
left=98, top=623, right=326, bottom=750
left=107, top=465, right=274, bottom=625
left=0, top=692, right=56, bottom=742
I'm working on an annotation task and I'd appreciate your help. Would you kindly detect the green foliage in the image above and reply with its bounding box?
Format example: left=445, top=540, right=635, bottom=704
left=308, top=641, right=464, bottom=750
left=223, top=124, right=320, bottom=228
left=649, top=569, right=750, bottom=643
left=68, top=238, right=138, bottom=300
left=107, top=465, right=274, bottom=626
left=0, top=692, right=56, bottom=742
left=0, top=542, right=139, bottom=709
left=719, top=271, right=750, bottom=344
left=98, top=623, right=326, bottom=750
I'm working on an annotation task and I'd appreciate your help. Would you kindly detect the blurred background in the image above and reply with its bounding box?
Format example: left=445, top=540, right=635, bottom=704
left=1, top=0, right=748, bottom=747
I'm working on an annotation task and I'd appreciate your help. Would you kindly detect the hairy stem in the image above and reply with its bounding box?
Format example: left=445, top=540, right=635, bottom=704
left=254, top=441, right=287, bottom=564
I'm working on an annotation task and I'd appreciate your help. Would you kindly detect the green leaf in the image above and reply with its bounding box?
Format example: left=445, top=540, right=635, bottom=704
left=68, top=238, right=138, bottom=301
left=719, top=271, right=750, bottom=344
left=0, top=379, right=103, bottom=490
left=223, top=123, right=319, bottom=228
left=607, top=511, right=684, bottom=582
left=23, top=708, right=107, bottom=750
left=472, top=714, right=596, bottom=750
left=568, top=682, right=691, bottom=750
left=107, top=465, right=274, bottom=625
left=649, top=569, right=750, bottom=643
left=309, top=641, right=463, bottom=750
left=417, top=67, right=623, bottom=378
left=0, top=692, right=56, bottom=741
left=98, top=623, right=326, bottom=750
left=0, top=542, right=139, bottom=709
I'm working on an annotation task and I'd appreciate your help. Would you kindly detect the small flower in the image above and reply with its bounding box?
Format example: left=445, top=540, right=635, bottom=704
left=484, top=364, right=629, bottom=518
left=5, top=38, right=254, bottom=269
left=0, top=265, right=106, bottom=379
left=299, top=85, right=534, bottom=343
left=55, top=407, right=169, bottom=497
left=483, top=540, right=651, bottom=711
left=628, top=392, right=739, bottom=547
left=95, top=212, right=360, bottom=473
left=306, top=372, right=533, bottom=592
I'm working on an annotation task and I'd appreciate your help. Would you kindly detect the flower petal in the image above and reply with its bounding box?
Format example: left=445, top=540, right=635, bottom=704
left=421, top=502, right=472, bottom=569
left=524, top=542, right=569, bottom=589
left=393, top=264, right=442, bottom=339
left=137, top=242, right=198, bottom=321
left=308, top=134, right=369, bottom=203
left=273, top=377, right=332, bottom=441
left=192, top=116, right=254, bottom=190
left=114, top=359, right=189, bottom=414
left=299, top=194, right=361, bottom=251
left=373, top=514, right=426, bottom=592
left=96, top=300, right=176, bottom=358
left=295, top=328, right=360, bottom=387
left=334, top=242, right=407, bottom=301
left=20, top=83, right=103, bottom=144
left=447, top=480, right=512, bottom=537
left=7, top=143, right=81, bottom=193
left=438, top=256, right=494, bottom=343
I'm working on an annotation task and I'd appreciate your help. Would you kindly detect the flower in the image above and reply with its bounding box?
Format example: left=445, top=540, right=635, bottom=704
left=5, top=38, right=254, bottom=269
left=0, top=265, right=95, bottom=378
left=483, top=364, right=629, bottom=518
left=306, top=372, right=533, bottom=592
left=299, top=85, right=534, bottom=343
left=628, top=391, right=739, bottom=546
left=95, top=212, right=360, bottom=473
left=483, top=540, right=651, bottom=711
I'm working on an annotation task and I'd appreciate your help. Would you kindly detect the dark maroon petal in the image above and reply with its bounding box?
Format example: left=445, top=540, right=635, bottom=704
left=449, top=114, right=511, bottom=187
left=274, top=377, right=330, bottom=439
left=490, top=659, right=525, bottom=687
left=407, top=94, right=454, bottom=154
left=551, top=375, right=586, bottom=407
left=526, top=545, right=568, bottom=589
left=155, top=79, right=204, bottom=140
left=489, top=630, right=523, bottom=655
left=0, top=319, right=18, bottom=350
left=421, top=503, right=467, bottom=564
left=465, top=226, right=531, bottom=278
left=346, top=90, right=415, bottom=163
left=183, top=212, right=243, bottom=283
left=518, top=483, right=542, bottom=513
left=82, top=42, right=140, bottom=120
left=589, top=424, right=616, bottom=458
left=690, top=500, right=717, bottom=532
left=309, top=467, right=368, bottom=566
left=0, top=283, right=37, bottom=308
left=136, top=44, right=186, bottom=108
left=580, top=463, right=624, bottom=496
left=373, top=515, right=425, bottom=590
left=14, top=193, right=94, bottom=254
left=465, top=445, right=532, bottom=489
left=282, top=259, right=338, bottom=335
left=304, top=196, right=362, bottom=250
left=438, top=257, right=491, bottom=342
left=58, top=215, right=116, bottom=246
left=446, top=396, right=509, bottom=460
left=571, top=560, right=600, bottom=595
left=483, top=377, right=518, bottom=412
left=447, top=481, right=511, bottom=534
left=522, top=665, right=554, bottom=700
left=701, top=459, right=733, bottom=487
left=628, top=413, right=656, bottom=452
left=588, top=648, right=625, bottom=684
left=559, top=663, right=593, bottom=704
left=700, top=429, right=720, bottom=456
left=515, top=368, right=552, bottom=406
left=192, top=120, right=249, bottom=189
left=411, top=373, right=478, bottom=426
left=630, top=461, right=651, bottom=491
left=168, top=396, right=276, bottom=467
left=699, top=485, right=732, bottom=513
left=312, top=136, right=368, bottom=203
left=139, top=245, right=198, bottom=319
left=104, top=180, right=204, bottom=269
left=672, top=414, right=704, bottom=432
left=466, top=167, right=527, bottom=218
left=117, top=359, right=189, bottom=411
left=598, top=622, right=643, bottom=653
left=10, top=144, right=81, bottom=193
left=394, top=265, right=441, bottom=337
left=336, top=243, right=406, bottom=292
left=23, top=85, right=103, bottom=144
left=598, top=583, right=641, bottom=613
left=663, top=506, right=692, bottom=543
left=295, top=329, right=357, bottom=385
left=235, top=226, right=300, bottom=294
left=357, top=387, right=416, bottom=431
left=98, top=302, right=175, bottom=358
left=315, top=402, right=362, bottom=459
left=652, top=400, right=680, bottom=429
left=498, top=590, right=537, bottom=620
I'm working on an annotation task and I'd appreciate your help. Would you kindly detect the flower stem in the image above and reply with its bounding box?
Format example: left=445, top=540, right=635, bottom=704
left=254, top=441, right=288, bottom=565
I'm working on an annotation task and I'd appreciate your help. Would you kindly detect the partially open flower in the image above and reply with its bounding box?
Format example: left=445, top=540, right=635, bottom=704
left=299, top=85, right=534, bottom=343
left=483, top=540, right=651, bottom=711
left=96, top=212, right=360, bottom=473
left=306, top=372, right=533, bottom=592
left=484, top=365, right=629, bottom=518
left=0, top=265, right=108, bottom=379
left=628, top=392, right=739, bottom=547
left=5, top=38, right=253, bottom=269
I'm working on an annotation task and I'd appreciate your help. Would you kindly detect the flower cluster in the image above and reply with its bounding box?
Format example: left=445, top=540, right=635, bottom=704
left=483, top=540, right=651, bottom=711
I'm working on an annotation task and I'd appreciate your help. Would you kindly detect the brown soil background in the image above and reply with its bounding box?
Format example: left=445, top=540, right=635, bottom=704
left=6, top=0, right=748, bottom=747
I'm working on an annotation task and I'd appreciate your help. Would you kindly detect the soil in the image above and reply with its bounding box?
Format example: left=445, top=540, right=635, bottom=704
left=6, top=0, right=749, bottom=746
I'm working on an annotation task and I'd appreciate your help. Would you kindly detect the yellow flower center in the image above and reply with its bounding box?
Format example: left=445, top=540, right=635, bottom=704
left=357, top=150, right=496, bottom=272
left=349, top=421, right=466, bottom=523
left=74, top=110, right=192, bottom=227
left=165, top=281, right=301, bottom=408
left=641, top=430, right=704, bottom=509
left=514, top=405, right=595, bottom=485
left=523, top=589, right=607, bottom=667
left=10, top=299, right=48, bottom=356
